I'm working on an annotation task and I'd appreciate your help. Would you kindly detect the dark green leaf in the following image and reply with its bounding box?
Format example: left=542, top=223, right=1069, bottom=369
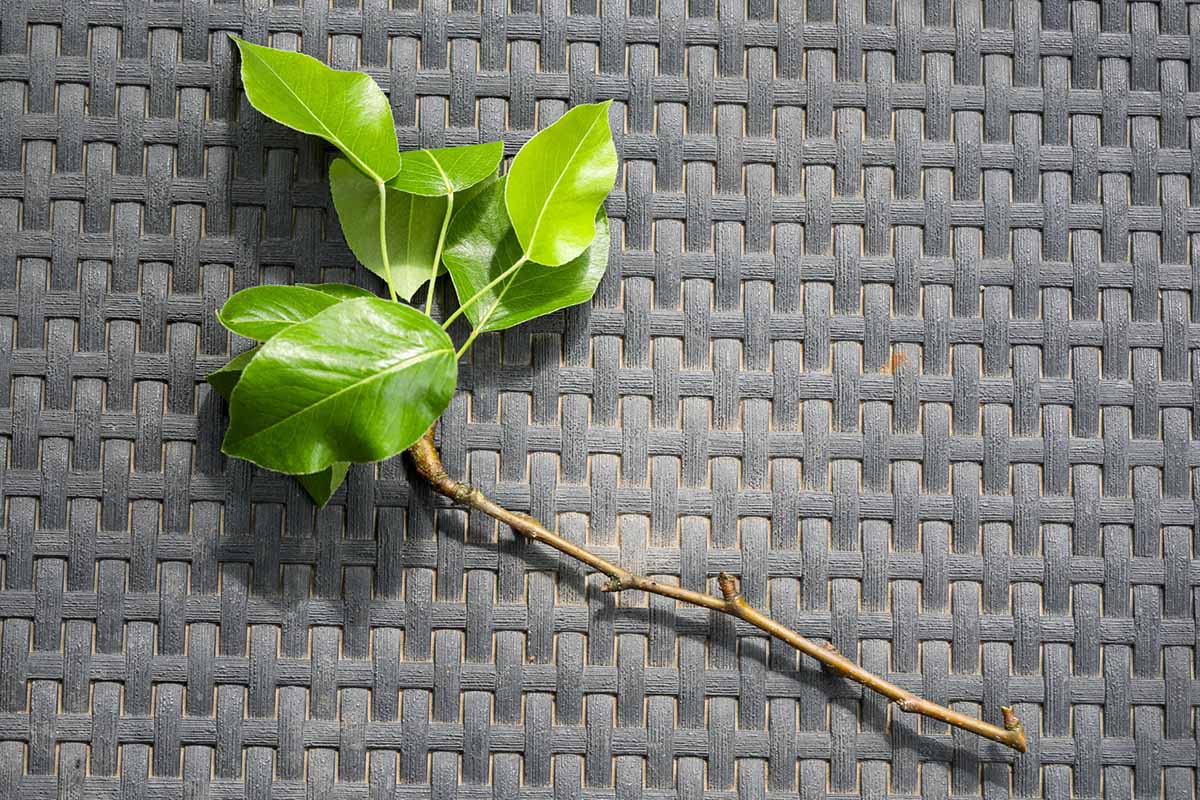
left=206, top=347, right=348, bottom=510
left=208, top=347, right=349, bottom=507
left=297, top=462, right=350, bottom=507
left=207, top=347, right=259, bottom=400
left=222, top=298, right=457, bottom=474
left=230, top=37, right=400, bottom=181
left=217, top=285, right=341, bottom=341
left=387, top=141, right=504, bottom=197
left=329, top=158, right=447, bottom=301
left=444, top=180, right=611, bottom=332
left=298, top=283, right=375, bottom=299
left=505, top=101, right=617, bottom=266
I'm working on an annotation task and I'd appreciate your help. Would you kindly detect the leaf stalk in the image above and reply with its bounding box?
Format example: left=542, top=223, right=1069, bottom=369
left=441, top=254, right=528, bottom=330
left=454, top=262, right=525, bottom=359
left=376, top=181, right=398, bottom=303
left=426, top=192, right=454, bottom=316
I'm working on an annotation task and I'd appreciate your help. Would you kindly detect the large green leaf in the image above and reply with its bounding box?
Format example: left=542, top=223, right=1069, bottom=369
left=387, top=142, right=504, bottom=197
left=207, top=346, right=348, bottom=507
left=217, top=285, right=341, bottom=341
left=329, top=158, right=447, bottom=302
left=505, top=101, right=617, bottom=266
left=222, top=298, right=457, bottom=474
left=444, top=180, right=611, bottom=332
left=230, top=36, right=400, bottom=181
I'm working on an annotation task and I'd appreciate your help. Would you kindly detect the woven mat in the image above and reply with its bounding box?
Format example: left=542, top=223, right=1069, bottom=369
left=1, top=1, right=1195, bottom=797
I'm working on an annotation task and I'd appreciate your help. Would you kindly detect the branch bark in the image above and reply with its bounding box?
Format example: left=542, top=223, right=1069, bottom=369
left=408, top=430, right=1027, bottom=754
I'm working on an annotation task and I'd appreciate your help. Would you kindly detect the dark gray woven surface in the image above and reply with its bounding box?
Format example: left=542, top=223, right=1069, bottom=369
left=1, top=1, right=1196, bottom=797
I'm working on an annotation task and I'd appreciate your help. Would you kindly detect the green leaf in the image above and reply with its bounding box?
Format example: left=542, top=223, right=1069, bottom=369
left=216, top=285, right=342, bottom=342
left=455, top=171, right=498, bottom=215
left=207, top=347, right=260, bottom=400
left=444, top=179, right=611, bottom=332
left=297, top=462, right=350, bottom=508
left=207, top=347, right=349, bottom=507
left=387, top=142, right=505, bottom=197
left=298, top=283, right=375, bottom=299
left=222, top=297, right=457, bottom=474
left=505, top=101, right=617, bottom=266
left=329, top=158, right=448, bottom=301
left=230, top=36, right=400, bottom=181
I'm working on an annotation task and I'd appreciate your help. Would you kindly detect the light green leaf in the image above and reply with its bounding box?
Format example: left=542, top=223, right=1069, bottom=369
left=298, top=283, right=375, bottom=299
left=207, top=346, right=349, bottom=507
left=387, top=141, right=505, bottom=197
left=222, top=298, right=457, bottom=474
left=505, top=101, right=617, bottom=266
left=329, top=158, right=447, bottom=301
left=230, top=36, right=400, bottom=181
left=444, top=180, right=611, bottom=332
left=207, top=347, right=260, bottom=400
left=297, top=462, right=350, bottom=508
left=217, top=285, right=341, bottom=341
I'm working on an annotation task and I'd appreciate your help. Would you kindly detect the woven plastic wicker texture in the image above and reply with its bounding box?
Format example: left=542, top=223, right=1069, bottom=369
left=2, top=0, right=1199, bottom=797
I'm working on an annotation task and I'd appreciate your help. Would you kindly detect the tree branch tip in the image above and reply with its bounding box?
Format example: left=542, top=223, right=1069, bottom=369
left=716, top=572, right=739, bottom=601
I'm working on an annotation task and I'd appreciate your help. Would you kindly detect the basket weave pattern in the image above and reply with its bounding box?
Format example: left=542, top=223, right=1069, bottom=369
left=0, top=1, right=1196, bottom=797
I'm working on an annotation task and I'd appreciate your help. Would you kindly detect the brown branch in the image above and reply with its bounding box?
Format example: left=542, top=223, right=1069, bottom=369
left=408, top=430, right=1028, bottom=754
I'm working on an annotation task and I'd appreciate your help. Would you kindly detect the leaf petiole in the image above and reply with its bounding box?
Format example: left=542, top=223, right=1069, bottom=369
left=441, top=254, right=527, bottom=329
left=425, top=191, right=454, bottom=316
left=455, top=266, right=523, bottom=359
left=376, top=181, right=399, bottom=303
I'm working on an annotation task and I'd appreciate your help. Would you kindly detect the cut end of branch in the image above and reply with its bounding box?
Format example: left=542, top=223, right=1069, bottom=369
left=717, top=572, right=739, bottom=601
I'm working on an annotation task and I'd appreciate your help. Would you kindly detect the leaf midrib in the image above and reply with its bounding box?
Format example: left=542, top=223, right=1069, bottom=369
left=522, top=109, right=606, bottom=256
left=229, top=346, right=452, bottom=451
left=426, top=151, right=454, bottom=193
left=245, top=45, right=383, bottom=182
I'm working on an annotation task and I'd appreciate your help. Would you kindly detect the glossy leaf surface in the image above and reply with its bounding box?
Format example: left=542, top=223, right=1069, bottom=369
left=230, top=37, right=400, bottom=181
left=388, top=141, right=504, bottom=197
left=222, top=298, right=456, bottom=474
left=329, top=158, right=446, bottom=301
left=505, top=101, right=617, bottom=266
left=444, top=180, right=611, bottom=332
left=217, top=285, right=341, bottom=341
left=207, top=347, right=349, bottom=507
left=455, top=171, right=498, bottom=212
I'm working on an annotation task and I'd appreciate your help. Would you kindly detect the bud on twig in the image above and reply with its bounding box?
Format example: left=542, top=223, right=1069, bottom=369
left=717, top=572, right=739, bottom=601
